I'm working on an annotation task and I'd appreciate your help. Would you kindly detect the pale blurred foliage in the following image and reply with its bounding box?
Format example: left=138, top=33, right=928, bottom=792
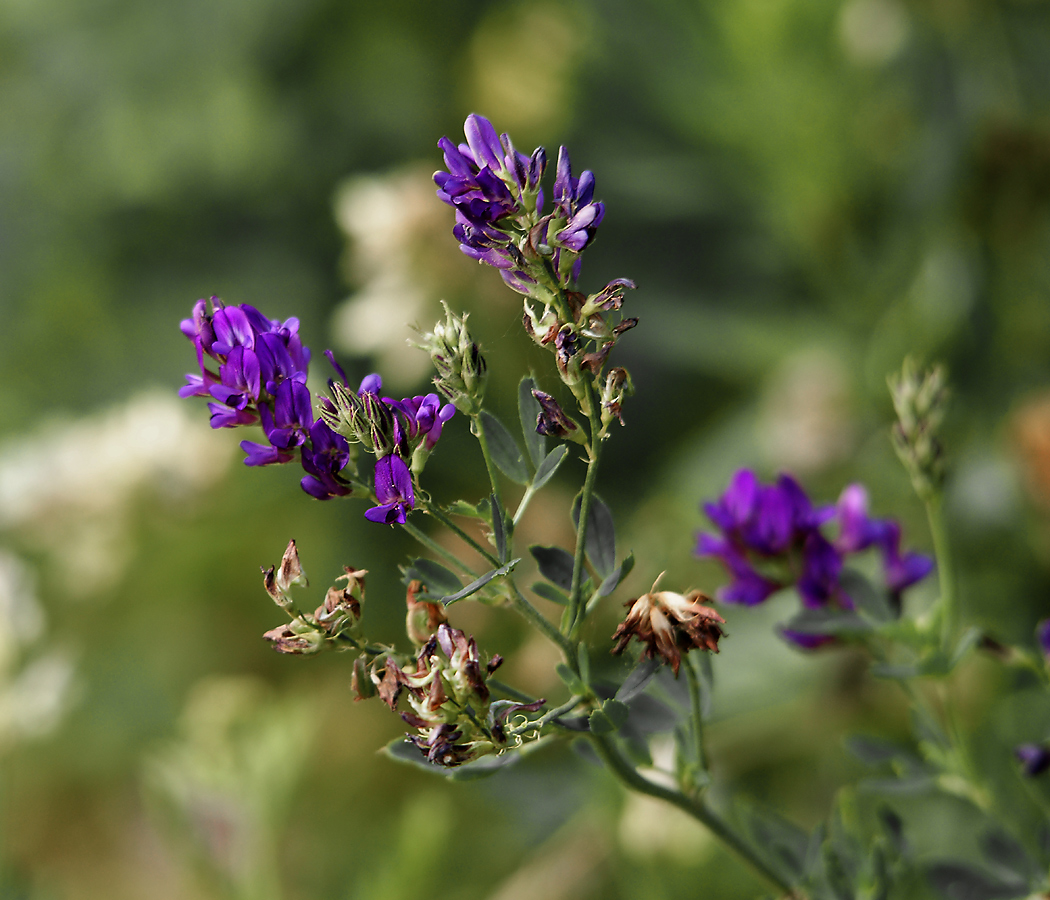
left=758, top=350, right=857, bottom=474
left=465, top=1, right=590, bottom=139
left=617, top=792, right=714, bottom=864
left=0, top=550, right=76, bottom=750
left=837, top=0, right=910, bottom=66
left=0, top=391, right=232, bottom=597
left=144, top=676, right=320, bottom=900
left=331, top=167, right=445, bottom=387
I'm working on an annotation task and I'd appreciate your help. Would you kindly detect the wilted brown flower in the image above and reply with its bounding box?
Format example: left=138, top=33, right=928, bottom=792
left=405, top=579, right=448, bottom=645
left=611, top=576, right=725, bottom=675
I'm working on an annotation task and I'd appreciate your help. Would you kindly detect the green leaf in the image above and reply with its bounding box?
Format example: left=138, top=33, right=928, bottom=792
left=555, top=663, right=585, bottom=694
left=480, top=411, right=530, bottom=484
left=598, top=552, right=635, bottom=597
left=531, top=581, right=569, bottom=606
left=440, top=559, right=520, bottom=606
left=840, top=569, right=896, bottom=623
left=588, top=708, right=616, bottom=734
left=533, top=445, right=568, bottom=491
left=401, top=559, right=462, bottom=597
left=448, top=750, right=523, bottom=781
left=779, top=606, right=872, bottom=637
left=616, top=657, right=660, bottom=702
left=601, top=698, right=629, bottom=730
left=572, top=494, right=616, bottom=578
left=490, top=493, right=507, bottom=563
left=445, top=499, right=486, bottom=519
left=844, top=735, right=909, bottom=766
left=383, top=737, right=446, bottom=774
left=518, top=376, right=546, bottom=469
left=578, top=643, right=591, bottom=685
left=530, top=544, right=575, bottom=591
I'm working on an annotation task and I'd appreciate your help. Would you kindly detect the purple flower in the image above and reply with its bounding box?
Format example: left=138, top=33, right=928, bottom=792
left=261, top=380, right=314, bottom=450
left=385, top=393, right=456, bottom=451
left=365, top=455, right=414, bottom=524
left=698, top=469, right=933, bottom=647
left=1015, top=743, right=1050, bottom=776
left=240, top=440, right=294, bottom=467
left=1037, top=619, right=1050, bottom=658
left=877, top=521, right=934, bottom=595
left=551, top=146, right=605, bottom=253
left=300, top=421, right=352, bottom=499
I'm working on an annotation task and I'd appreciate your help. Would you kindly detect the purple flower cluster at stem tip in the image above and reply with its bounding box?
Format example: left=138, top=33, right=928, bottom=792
left=434, top=114, right=605, bottom=293
left=697, top=470, right=934, bottom=648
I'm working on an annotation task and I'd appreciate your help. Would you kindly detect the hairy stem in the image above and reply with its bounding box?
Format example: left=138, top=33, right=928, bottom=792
left=400, top=520, right=479, bottom=579
left=589, top=733, right=801, bottom=897
left=568, top=395, right=603, bottom=633
left=925, top=495, right=957, bottom=650
left=509, top=582, right=575, bottom=657
left=422, top=503, right=500, bottom=568
left=684, top=657, right=709, bottom=777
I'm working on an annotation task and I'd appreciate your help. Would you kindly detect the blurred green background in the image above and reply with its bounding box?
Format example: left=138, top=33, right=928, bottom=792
left=2, top=0, right=1050, bottom=896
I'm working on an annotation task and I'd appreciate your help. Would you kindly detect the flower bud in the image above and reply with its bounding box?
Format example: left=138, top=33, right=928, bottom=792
left=522, top=300, right=559, bottom=347
left=888, top=358, right=949, bottom=501
left=262, top=621, right=325, bottom=655
left=416, top=302, right=488, bottom=416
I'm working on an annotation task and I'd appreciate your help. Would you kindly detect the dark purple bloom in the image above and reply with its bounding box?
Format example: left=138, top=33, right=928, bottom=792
left=240, top=440, right=294, bottom=467
left=780, top=629, right=838, bottom=650
left=877, top=521, right=934, bottom=594
left=696, top=534, right=782, bottom=606
left=532, top=390, right=578, bottom=438
left=698, top=469, right=933, bottom=647
left=551, top=146, right=605, bottom=253
left=1015, top=743, right=1050, bottom=776
left=261, top=380, right=314, bottom=450
left=1038, top=619, right=1050, bottom=658
left=365, top=455, right=415, bottom=524
left=300, top=421, right=352, bottom=500
left=386, top=393, right=456, bottom=451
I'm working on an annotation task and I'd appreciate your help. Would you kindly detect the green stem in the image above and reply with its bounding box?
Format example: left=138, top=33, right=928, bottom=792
left=400, top=520, right=479, bottom=579
left=472, top=414, right=506, bottom=532
left=684, top=657, right=709, bottom=777
left=589, top=734, right=801, bottom=897
left=422, top=503, right=500, bottom=567
left=925, top=495, right=956, bottom=650
left=568, top=395, right=603, bottom=633
left=512, top=483, right=536, bottom=528
left=509, top=582, right=575, bottom=657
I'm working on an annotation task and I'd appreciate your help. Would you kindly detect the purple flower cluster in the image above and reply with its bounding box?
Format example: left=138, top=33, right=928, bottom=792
left=180, top=298, right=353, bottom=500
left=697, top=470, right=933, bottom=647
left=331, top=374, right=456, bottom=525
left=434, top=114, right=605, bottom=293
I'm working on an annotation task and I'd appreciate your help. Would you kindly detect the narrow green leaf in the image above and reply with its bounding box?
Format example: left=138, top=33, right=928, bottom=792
left=555, top=663, right=585, bottom=694
left=598, top=552, right=635, bottom=597
left=531, top=581, right=569, bottom=606
left=572, top=493, right=616, bottom=578
left=532, top=445, right=568, bottom=491
left=518, top=376, right=546, bottom=469
left=616, top=657, right=659, bottom=703
left=401, top=559, right=463, bottom=596
left=490, top=493, right=507, bottom=563
left=577, top=643, right=590, bottom=685
left=530, top=544, right=575, bottom=591
left=445, top=499, right=486, bottom=519
left=441, top=559, right=520, bottom=606
left=480, top=411, right=530, bottom=484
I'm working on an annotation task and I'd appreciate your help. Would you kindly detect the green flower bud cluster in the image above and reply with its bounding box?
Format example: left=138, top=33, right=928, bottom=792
left=889, top=358, right=949, bottom=501
left=415, top=302, right=488, bottom=416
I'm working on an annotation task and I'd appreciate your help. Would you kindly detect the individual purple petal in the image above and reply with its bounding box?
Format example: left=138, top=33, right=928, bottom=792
left=1015, top=743, right=1050, bottom=776
left=836, top=484, right=887, bottom=552
left=464, top=114, right=503, bottom=172
left=358, top=373, right=382, bottom=396
left=366, top=455, right=414, bottom=524
left=1038, top=619, right=1050, bottom=658
left=265, top=380, right=314, bottom=449
left=780, top=629, right=838, bottom=650
left=211, top=306, right=256, bottom=355
left=798, top=532, right=843, bottom=608
left=240, top=440, right=293, bottom=466
left=208, top=404, right=257, bottom=429
left=878, top=521, right=934, bottom=593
